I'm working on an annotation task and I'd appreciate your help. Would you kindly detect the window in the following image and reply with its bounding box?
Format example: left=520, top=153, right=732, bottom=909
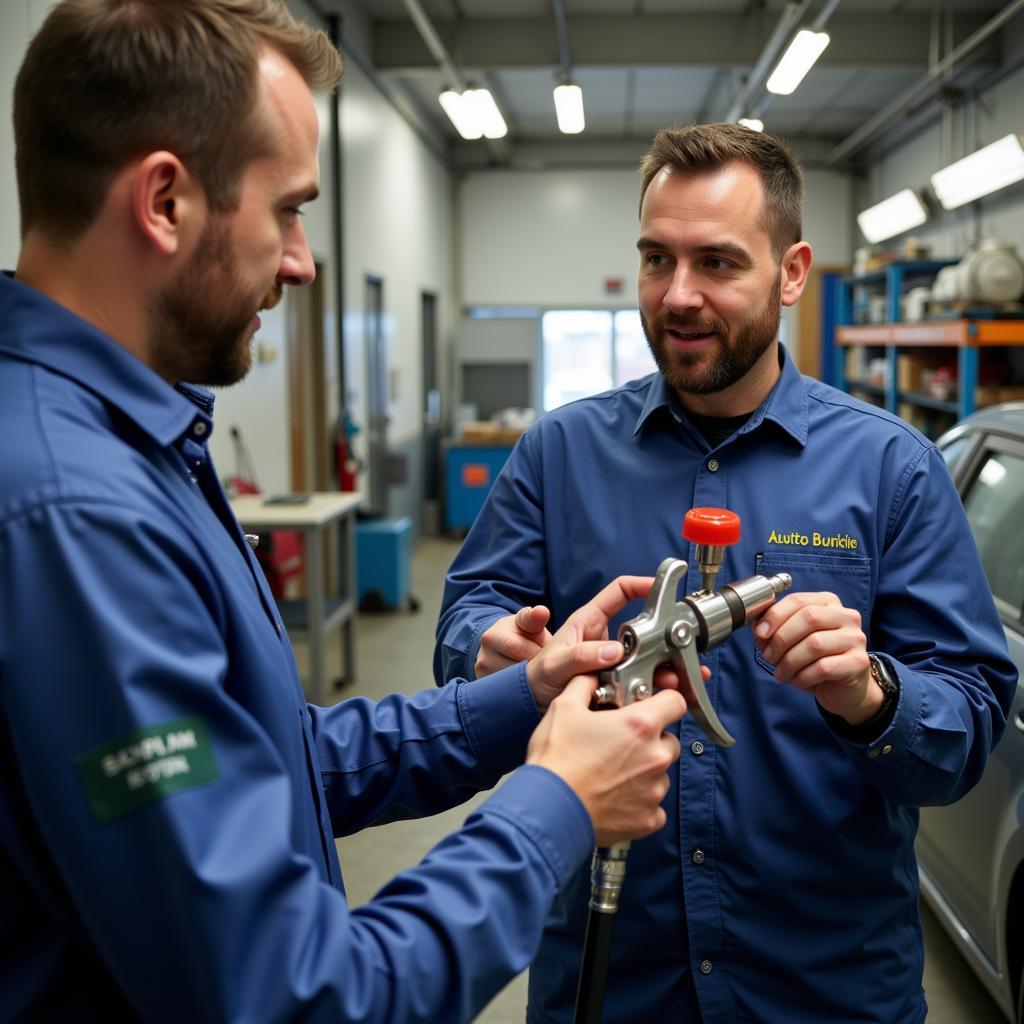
left=542, top=310, right=657, bottom=412
left=938, top=435, right=972, bottom=476
left=961, top=445, right=1024, bottom=620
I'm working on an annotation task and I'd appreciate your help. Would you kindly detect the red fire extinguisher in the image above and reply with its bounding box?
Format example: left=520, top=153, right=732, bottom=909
left=334, top=410, right=362, bottom=492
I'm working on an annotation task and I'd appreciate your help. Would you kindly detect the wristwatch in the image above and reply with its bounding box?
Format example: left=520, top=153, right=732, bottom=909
left=868, top=653, right=900, bottom=718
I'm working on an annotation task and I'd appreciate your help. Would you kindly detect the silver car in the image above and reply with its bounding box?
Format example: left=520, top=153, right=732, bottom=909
left=917, top=402, right=1024, bottom=1023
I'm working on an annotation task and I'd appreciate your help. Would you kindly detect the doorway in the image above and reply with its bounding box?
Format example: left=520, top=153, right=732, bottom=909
left=287, top=262, right=328, bottom=491
left=421, top=290, right=441, bottom=535
left=365, top=275, right=388, bottom=516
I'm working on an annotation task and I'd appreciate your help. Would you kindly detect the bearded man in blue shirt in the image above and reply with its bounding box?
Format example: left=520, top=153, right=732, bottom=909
left=0, top=2, right=692, bottom=1020
left=435, top=123, right=1018, bottom=1023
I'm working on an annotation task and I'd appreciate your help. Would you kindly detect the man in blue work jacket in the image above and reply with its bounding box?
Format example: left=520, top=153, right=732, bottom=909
left=0, top=3, right=691, bottom=1021
left=435, top=123, right=1018, bottom=1022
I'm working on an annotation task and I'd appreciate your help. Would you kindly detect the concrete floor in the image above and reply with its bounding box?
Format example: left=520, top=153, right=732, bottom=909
left=308, top=537, right=1009, bottom=1024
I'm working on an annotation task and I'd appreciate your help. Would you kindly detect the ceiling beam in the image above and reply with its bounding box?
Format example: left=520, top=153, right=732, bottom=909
left=371, top=12, right=996, bottom=73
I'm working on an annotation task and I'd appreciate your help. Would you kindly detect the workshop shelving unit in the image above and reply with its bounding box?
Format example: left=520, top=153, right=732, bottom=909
left=832, top=261, right=1024, bottom=437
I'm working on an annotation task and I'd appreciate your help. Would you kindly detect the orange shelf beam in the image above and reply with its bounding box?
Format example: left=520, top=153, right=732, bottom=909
left=837, top=320, right=1024, bottom=347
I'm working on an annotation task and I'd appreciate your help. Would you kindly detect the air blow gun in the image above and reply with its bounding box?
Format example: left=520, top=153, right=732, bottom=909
left=572, top=507, right=792, bottom=1024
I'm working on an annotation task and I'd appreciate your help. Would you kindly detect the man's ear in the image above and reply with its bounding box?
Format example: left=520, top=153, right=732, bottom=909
left=131, top=152, right=204, bottom=257
left=780, top=241, right=813, bottom=307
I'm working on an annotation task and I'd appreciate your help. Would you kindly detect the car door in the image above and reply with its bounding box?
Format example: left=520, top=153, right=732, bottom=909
left=918, top=427, right=1024, bottom=972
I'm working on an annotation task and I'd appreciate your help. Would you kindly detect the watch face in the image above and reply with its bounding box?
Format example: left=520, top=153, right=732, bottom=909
left=871, top=656, right=898, bottom=697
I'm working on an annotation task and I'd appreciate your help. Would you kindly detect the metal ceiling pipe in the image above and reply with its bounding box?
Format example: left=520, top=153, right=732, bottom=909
left=553, top=0, right=572, bottom=77
left=723, top=0, right=812, bottom=123
left=401, top=0, right=465, bottom=92
left=811, top=0, right=843, bottom=33
left=824, top=0, right=1024, bottom=165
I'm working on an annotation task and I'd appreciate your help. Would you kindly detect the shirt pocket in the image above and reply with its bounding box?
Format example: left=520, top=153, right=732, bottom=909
left=752, top=550, right=873, bottom=676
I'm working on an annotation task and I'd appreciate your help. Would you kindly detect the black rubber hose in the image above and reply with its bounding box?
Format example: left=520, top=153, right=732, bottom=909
left=573, top=907, right=617, bottom=1024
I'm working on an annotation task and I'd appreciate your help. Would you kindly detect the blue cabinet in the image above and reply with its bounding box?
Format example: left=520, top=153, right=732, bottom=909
left=356, top=516, right=412, bottom=610
left=444, top=443, right=514, bottom=532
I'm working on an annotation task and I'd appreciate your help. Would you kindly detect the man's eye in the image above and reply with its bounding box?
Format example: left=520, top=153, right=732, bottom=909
left=704, top=257, right=732, bottom=271
left=644, top=253, right=667, bottom=267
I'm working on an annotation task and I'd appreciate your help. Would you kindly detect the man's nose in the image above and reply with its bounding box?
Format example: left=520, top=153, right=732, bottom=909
left=278, top=222, right=316, bottom=287
left=664, top=266, right=703, bottom=313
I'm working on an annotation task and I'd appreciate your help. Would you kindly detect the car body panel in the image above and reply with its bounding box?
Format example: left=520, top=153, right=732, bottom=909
left=917, top=401, right=1024, bottom=1023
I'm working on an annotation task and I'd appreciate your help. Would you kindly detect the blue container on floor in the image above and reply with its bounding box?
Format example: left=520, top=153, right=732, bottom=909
left=356, top=516, right=412, bottom=611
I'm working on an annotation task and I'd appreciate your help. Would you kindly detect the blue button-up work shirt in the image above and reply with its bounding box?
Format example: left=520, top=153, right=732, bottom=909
left=0, top=272, right=597, bottom=1022
left=436, top=351, right=1017, bottom=1024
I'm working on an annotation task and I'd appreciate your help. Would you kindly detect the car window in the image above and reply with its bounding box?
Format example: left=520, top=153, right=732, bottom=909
left=938, top=435, right=972, bottom=476
left=961, top=446, right=1024, bottom=623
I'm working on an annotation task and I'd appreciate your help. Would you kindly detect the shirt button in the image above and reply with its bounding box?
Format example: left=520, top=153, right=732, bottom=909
left=692, top=849, right=706, bottom=865
left=881, top=743, right=893, bottom=755
left=699, top=959, right=713, bottom=975
left=690, top=740, right=705, bottom=756
left=707, top=458, right=720, bottom=472
left=192, top=420, right=208, bottom=438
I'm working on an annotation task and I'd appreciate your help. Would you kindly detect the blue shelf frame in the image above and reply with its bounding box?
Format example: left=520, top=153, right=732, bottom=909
left=832, top=261, right=964, bottom=427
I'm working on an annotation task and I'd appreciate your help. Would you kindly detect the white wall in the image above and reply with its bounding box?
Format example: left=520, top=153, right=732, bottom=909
left=460, top=169, right=640, bottom=308
left=340, top=58, right=454, bottom=449
left=861, top=25, right=1024, bottom=260
left=0, top=0, right=53, bottom=268
left=803, top=169, right=854, bottom=264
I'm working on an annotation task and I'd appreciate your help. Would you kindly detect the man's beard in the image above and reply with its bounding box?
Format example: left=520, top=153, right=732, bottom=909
left=641, top=276, right=782, bottom=398
left=151, top=218, right=281, bottom=387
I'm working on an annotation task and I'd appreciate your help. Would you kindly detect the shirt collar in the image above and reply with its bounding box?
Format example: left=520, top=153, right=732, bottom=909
left=0, top=272, right=214, bottom=448
left=634, top=344, right=809, bottom=448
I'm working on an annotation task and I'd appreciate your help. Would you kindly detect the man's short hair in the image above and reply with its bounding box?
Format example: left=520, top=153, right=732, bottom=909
left=639, top=123, right=804, bottom=259
left=14, top=0, right=342, bottom=241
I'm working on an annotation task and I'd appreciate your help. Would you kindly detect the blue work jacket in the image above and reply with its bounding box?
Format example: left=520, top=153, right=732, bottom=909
left=435, top=349, right=1018, bottom=1024
left=0, top=272, right=595, bottom=1022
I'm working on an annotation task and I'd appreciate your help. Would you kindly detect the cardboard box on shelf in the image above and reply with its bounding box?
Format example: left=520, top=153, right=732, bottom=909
left=459, top=421, right=525, bottom=445
left=974, top=385, right=1004, bottom=406
left=897, top=352, right=953, bottom=392
left=844, top=347, right=867, bottom=383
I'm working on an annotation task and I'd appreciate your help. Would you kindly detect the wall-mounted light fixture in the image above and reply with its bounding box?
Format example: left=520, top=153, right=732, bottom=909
left=737, top=117, right=764, bottom=132
left=856, top=188, right=929, bottom=244
left=766, top=29, right=830, bottom=96
left=553, top=82, right=585, bottom=135
left=930, top=133, right=1024, bottom=210
left=438, top=87, right=508, bottom=140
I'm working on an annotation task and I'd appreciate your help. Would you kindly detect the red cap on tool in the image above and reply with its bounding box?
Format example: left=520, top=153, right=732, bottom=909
left=682, top=507, right=741, bottom=546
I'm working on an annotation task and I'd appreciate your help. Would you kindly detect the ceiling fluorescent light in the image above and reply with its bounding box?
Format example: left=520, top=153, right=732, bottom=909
left=765, top=29, right=830, bottom=95
left=737, top=117, right=764, bottom=132
left=554, top=83, right=585, bottom=134
left=465, top=88, right=508, bottom=139
left=930, top=133, right=1024, bottom=210
left=439, top=89, right=482, bottom=140
left=856, top=189, right=929, bottom=244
